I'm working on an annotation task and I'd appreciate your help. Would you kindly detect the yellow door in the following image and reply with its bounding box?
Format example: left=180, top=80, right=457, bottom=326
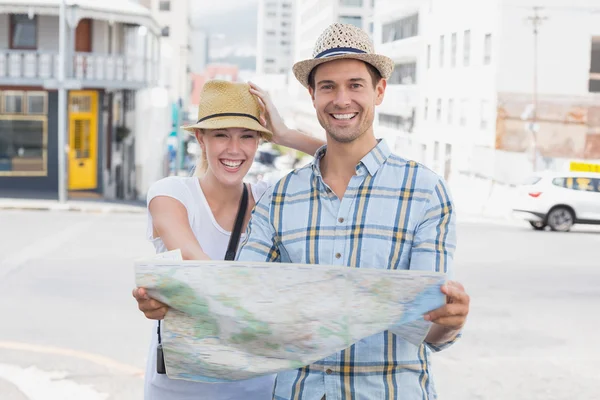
left=68, top=91, right=98, bottom=190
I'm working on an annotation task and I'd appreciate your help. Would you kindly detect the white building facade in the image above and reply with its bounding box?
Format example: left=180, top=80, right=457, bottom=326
left=257, top=0, right=295, bottom=75
left=374, top=0, right=600, bottom=184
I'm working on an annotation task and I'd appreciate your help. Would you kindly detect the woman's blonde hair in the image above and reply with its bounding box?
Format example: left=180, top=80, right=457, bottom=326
left=193, top=129, right=209, bottom=177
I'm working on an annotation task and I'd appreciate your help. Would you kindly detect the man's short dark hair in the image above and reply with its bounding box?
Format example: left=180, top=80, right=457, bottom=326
left=308, top=60, right=383, bottom=90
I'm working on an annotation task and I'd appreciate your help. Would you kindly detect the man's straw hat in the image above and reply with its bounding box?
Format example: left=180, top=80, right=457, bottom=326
left=293, top=23, right=394, bottom=88
left=181, top=80, right=272, bottom=140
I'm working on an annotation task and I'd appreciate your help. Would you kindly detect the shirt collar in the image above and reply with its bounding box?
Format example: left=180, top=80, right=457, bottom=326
left=311, top=139, right=392, bottom=177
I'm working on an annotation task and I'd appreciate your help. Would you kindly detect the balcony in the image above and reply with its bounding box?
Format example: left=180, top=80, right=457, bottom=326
left=0, top=50, right=157, bottom=90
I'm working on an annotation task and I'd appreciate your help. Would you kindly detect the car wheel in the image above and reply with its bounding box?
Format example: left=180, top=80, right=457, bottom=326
left=547, top=207, right=574, bottom=232
left=529, top=221, right=546, bottom=230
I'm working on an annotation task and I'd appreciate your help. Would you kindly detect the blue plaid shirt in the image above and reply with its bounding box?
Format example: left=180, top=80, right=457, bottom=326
left=237, top=139, right=458, bottom=400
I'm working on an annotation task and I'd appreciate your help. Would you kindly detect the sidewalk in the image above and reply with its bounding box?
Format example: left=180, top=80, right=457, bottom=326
left=448, top=174, right=516, bottom=221
left=0, top=197, right=146, bottom=214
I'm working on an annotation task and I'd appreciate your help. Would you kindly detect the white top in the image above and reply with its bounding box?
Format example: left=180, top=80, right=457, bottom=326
left=144, top=176, right=273, bottom=400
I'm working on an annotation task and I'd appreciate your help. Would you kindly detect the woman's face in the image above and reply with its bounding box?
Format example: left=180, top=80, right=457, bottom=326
left=196, top=128, right=260, bottom=186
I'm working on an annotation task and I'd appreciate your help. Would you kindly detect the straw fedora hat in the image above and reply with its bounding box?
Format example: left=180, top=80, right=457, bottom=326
left=181, top=80, right=272, bottom=140
left=293, top=23, right=394, bottom=89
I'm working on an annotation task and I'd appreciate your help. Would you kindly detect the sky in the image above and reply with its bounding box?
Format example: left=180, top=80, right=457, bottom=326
left=190, top=0, right=258, bottom=16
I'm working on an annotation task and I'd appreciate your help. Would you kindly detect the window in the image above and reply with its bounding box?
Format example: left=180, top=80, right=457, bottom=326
left=554, top=177, right=600, bottom=192
left=460, top=99, right=468, bottom=126
left=388, top=62, right=416, bottom=84
left=10, top=14, right=37, bottom=49
left=439, top=35, right=445, bottom=67
left=161, top=26, right=170, bottom=37
left=484, top=33, right=492, bottom=65
left=463, top=30, right=471, bottom=66
left=480, top=100, right=490, bottom=129
left=589, top=38, right=600, bottom=92
left=436, top=99, right=442, bottom=122
left=159, top=1, right=171, bottom=11
left=427, top=44, right=431, bottom=69
left=267, top=11, right=276, bottom=17
left=4, top=92, right=24, bottom=114
left=340, top=0, right=363, bottom=5
left=382, top=14, right=419, bottom=43
left=448, top=99, right=454, bottom=124
left=379, top=113, right=403, bottom=129
left=0, top=90, right=48, bottom=176
left=424, top=98, right=429, bottom=120
left=266, top=30, right=276, bottom=36
left=451, top=33, right=457, bottom=67
left=339, top=15, right=362, bottom=28
left=282, top=2, right=292, bottom=8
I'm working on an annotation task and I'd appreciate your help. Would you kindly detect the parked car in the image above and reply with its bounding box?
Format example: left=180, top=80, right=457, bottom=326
left=512, top=171, right=600, bottom=232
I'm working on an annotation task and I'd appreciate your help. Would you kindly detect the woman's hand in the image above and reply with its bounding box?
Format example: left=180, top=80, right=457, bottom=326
left=249, top=81, right=290, bottom=144
left=133, top=287, right=169, bottom=320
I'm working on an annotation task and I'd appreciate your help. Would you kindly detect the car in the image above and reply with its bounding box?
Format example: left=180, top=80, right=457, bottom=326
left=512, top=171, right=600, bottom=232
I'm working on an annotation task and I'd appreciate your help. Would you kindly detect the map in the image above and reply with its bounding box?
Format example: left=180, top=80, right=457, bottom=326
left=135, top=250, right=446, bottom=383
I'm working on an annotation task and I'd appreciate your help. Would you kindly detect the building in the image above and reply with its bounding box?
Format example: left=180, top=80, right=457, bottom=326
left=374, top=0, right=600, bottom=184
left=140, top=0, right=191, bottom=108
left=256, top=0, right=295, bottom=75
left=289, top=0, right=375, bottom=137
left=0, top=0, right=163, bottom=200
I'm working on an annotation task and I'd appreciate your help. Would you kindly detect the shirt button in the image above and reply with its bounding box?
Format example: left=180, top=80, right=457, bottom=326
left=326, top=369, right=333, bottom=375
left=338, top=217, right=344, bottom=223
left=335, top=253, right=341, bottom=259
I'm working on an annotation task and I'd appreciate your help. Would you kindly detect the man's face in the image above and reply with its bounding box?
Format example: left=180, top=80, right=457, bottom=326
left=309, top=59, right=386, bottom=144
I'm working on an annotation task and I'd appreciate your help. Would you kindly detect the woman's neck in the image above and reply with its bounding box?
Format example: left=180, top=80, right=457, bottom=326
left=198, top=173, right=244, bottom=208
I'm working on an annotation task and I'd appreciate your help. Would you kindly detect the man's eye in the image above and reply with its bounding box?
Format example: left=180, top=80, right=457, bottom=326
left=351, top=83, right=362, bottom=89
left=320, top=85, right=333, bottom=90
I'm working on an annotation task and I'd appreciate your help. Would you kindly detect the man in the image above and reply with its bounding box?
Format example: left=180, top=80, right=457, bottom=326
left=236, top=23, right=470, bottom=400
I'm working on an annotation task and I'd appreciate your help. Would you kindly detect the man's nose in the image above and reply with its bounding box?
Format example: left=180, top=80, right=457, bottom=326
left=333, top=88, right=351, bottom=108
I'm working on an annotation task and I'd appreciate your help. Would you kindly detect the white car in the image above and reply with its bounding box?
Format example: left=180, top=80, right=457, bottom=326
left=512, top=171, right=600, bottom=232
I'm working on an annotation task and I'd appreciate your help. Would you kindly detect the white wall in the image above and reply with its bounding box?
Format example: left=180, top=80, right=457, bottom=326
left=38, top=15, right=59, bottom=52
left=135, top=86, right=171, bottom=199
left=92, top=20, right=109, bottom=54
left=0, top=15, right=8, bottom=49
left=497, top=1, right=600, bottom=96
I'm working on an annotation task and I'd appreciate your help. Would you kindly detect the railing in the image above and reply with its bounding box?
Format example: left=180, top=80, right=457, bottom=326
left=0, top=50, right=157, bottom=88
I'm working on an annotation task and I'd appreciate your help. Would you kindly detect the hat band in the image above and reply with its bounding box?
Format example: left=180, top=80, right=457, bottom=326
left=315, top=47, right=367, bottom=59
left=197, top=112, right=260, bottom=124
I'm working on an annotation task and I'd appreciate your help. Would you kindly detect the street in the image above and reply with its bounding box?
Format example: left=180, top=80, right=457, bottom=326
left=0, top=209, right=598, bottom=399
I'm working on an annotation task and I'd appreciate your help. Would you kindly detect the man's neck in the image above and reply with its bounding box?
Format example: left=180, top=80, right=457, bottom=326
left=320, top=130, right=378, bottom=198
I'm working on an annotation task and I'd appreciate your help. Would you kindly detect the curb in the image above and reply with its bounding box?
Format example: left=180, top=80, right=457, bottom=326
left=0, top=202, right=146, bottom=214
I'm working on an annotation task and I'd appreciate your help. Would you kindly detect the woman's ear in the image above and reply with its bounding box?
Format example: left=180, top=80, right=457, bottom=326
left=195, top=129, right=205, bottom=149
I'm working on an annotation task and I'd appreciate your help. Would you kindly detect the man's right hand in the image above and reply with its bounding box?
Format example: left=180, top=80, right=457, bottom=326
left=132, top=287, right=169, bottom=320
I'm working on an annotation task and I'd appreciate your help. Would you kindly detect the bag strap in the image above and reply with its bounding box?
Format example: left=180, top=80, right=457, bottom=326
left=224, top=183, right=249, bottom=261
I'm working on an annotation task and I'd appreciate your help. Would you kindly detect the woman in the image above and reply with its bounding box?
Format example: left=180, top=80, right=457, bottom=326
left=135, top=79, right=323, bottom=400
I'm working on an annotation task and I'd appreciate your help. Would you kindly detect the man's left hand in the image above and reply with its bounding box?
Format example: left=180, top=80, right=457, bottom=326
left=424, top=281, right=470, bottom=330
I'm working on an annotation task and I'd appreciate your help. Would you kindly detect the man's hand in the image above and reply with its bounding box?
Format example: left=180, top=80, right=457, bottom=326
left=132, top=287, right=169, bottom=320
left=424, top=281, right=470, bottom=330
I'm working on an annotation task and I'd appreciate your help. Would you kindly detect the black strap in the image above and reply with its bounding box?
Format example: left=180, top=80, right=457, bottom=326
left=158, top=184, right=249, bottom=345
left=225, top=183, right=249, bottom=261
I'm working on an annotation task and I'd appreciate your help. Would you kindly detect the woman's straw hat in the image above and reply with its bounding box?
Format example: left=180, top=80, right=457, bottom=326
left=293, top=23, right=394, bottom=89
left=181, top=80, right=272, bottom=140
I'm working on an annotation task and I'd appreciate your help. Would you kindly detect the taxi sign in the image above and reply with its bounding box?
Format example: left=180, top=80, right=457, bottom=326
left=569, top=161, right=600, bottom=173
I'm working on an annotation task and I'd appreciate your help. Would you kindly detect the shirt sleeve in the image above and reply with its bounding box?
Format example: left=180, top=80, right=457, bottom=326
left=236, top=188, right=281, bottom=263
left=410, top=176, right=460, bottom=352
left=145, top=177, right=193, bottom=241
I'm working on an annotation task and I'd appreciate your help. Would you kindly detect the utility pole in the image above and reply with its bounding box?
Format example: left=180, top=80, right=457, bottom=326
left=526, top=6, right=547, bottom=172
left=57, top=0, right=67, bottom=203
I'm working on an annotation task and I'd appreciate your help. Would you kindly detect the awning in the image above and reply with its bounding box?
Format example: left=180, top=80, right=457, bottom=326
left=0, top=0, right=161, bottom=35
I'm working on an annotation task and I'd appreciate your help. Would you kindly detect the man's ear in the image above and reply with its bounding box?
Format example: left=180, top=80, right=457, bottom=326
left=375, top=79, right=387, bottom=106
left=308, top=87, right=316, bottom=106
